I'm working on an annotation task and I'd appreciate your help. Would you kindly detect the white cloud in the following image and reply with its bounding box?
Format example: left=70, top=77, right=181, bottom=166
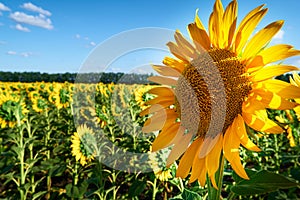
left=84, top=37, right=89, bottom=40
left=15, top=24, right=30, bottom=32
left=20, top=52, right=33, bottom=57
left=90, top=41, right=96, bottom=46
left=273, top=30, right=284, bottom=40
left=10, top=12, right=53, bottom=30
left=75, top=34, right=80, bottom=39
left=7, top=51, right=17, bottom=55
left=6, top=50, right=34, bottom=57
left=0, top=3, right=10, bottom=11
left=21, top=2, right=51, bottom=16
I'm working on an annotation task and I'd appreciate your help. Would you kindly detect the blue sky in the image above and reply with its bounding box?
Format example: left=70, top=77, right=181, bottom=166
left=1, top=0, right=300, bottom=74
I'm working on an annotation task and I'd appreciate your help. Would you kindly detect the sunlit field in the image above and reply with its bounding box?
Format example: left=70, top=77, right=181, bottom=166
left=0, top=81, right=299, bottom=199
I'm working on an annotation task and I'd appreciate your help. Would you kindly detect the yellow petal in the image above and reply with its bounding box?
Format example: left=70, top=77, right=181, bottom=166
left=147, top=86, right=174, bottom=97
left=209, top=0, right=224, bottom=47
left=188, top=23, right=211, bottom=51
left=247, top=45, right=300, bottom=71
left=290, top=72, right=300, bottom=86
left=176, top=137, right=203, bottom=179
left=145, top=95, right=174, bottom=105
left=242, top=110, right=283, bottom=133
left=152, top=122, right=180, bottom=151
left=194, top=9, right=206, bottom=31
left=206, top=134, right=223, bottom=189
left=254, top=79, right=300, bottom=99
left=252, top=65, right=299, bottom=82
left=233, top=8, right=268, bottom=54
left=148, top=76, right=177, bottom=86
left=236, top=115, right=261, bottom=151
left=189, top=143, right=206, bottom=185
left=166, top=128, right=193, bottom=166
left=199, top=134, right=221, bottom=158
left=140, top=102, right=173, bottom=116
left=142, top=109, right=168, bottom=133
left=242, top=20, right=284, bottom=61
left=222, top=0, right=237, bottom=48
left=237, top=4, right=265, bottom=31
left=152, top=65, right=181, bottom=77
left=166, top=42, right=189, bottom=62
left=223, top=118, right=249, bottom=179
left=251, top=88, right=299, bottom=110
left=174, top=30, right=196, bottom=59
left=163, top=56, right=186, bottom=73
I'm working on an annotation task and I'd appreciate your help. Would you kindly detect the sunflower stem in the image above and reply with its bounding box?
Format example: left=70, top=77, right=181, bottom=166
left=207, top=153, right=225, bottom=200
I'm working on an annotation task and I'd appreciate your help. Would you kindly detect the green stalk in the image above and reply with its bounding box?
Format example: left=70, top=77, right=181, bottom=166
left=207, top=153, right=225, bottom=200
left=74, top=162, right=79, bottom=186
left=152, top=178, right=158, bottom=200
left=16, top=110, right=25, bottom=200
left=26, top=120, right=36, bottom=193
left=273, top=134, right=280, bottom=172
left=44, top=111, right=52, bottom=199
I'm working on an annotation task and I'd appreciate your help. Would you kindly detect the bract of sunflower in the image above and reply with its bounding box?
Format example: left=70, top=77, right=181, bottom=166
left=0, top=92, right=28, bottom=128
left=71, top=124, right=97, bottom=166
left=141, top=0, right=300, bottom=188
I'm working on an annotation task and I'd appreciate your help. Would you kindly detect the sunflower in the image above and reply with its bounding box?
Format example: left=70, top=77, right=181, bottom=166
left=49, top=83, right=72, bottom=109
left=134, top=85, right=155, bottom=110
left=142, top=0, right=300, bottom=188
left=0, top=93, right=28, bottom=128
left=71, top=124, right=97, bottom=166
left=290, top=72, right=300, bottom=119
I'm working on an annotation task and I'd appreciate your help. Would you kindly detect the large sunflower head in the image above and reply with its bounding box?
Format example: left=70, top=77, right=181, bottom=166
left=71, top=124, right=97, bottom=166
left=142, top=0, right=300, bottom=188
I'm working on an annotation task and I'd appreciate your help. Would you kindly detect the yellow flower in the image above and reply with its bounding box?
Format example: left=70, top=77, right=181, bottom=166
left=154, top=169, right=173, bottom=182
left=135, top=85, right=155, bottom=110
left=142, top=0, right=300, bottom=188
left=0, top=93, right=28, bottom=128
left=148, top=148, right=173, bottom=182
left=71, top=124, right=96, bottom=166
left=49, top=82, right=72, bottom=109
left=287, top=127, right=296, bottom=147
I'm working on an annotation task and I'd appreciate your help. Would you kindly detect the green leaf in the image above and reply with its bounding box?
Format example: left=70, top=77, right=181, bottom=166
left=66, top=182, right=88, bottom=198
left=66, top=183, right=81, bottom=198
left=78, top=181, right=89, bottom=197
left=290, top=168, right=300, bottom=182
left=32, top=191, right=47, bottom=200
left=128, top=180, right=146, bottom=198
left=182, top=189, right=202, bottom=200
left=169, top=189, right=202, bottom=200
left=49, top=165, right=66, bottom=177
left=231, top=170, right=299, bottom=196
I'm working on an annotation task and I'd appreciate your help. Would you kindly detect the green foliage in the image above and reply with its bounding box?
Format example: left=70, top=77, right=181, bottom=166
left=0, top=81, right=299, bottom=199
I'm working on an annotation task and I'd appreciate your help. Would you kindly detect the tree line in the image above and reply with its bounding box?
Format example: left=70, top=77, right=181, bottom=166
left=0, top=71, right=296, bottom=84
left=0, top=71, right=153, bottom=84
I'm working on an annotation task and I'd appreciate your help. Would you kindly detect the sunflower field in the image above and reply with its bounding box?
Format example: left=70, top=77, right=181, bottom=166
left=0, top=79, right=299, bottom=200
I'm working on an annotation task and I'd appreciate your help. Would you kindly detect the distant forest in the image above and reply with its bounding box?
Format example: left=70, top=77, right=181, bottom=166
left=0, top=71, right=295, bottom=84
left=0, top=71, right=153, bottom=84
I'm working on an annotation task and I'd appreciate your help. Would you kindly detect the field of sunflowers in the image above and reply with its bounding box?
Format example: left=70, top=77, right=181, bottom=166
left=0, top=80, right=299, bottom=200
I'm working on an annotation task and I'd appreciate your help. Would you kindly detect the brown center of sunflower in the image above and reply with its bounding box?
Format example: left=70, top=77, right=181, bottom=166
left=175, top=48, right=251, bottom=137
